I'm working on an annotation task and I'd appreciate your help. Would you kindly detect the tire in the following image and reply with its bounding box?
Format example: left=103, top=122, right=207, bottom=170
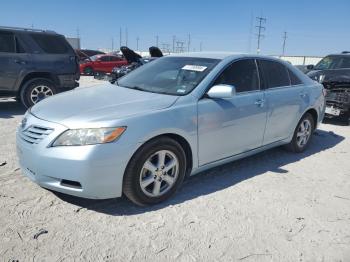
left=286, top=113, right=315, bottom=153
left=20, top=78, right=57, bottom=108
left=123, top=137, right=187, bottom=206
left=83, top=66, right=94, bottom=76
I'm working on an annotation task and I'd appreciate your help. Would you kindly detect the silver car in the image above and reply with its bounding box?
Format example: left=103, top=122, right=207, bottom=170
left=16, top=53, right=325, bottom=206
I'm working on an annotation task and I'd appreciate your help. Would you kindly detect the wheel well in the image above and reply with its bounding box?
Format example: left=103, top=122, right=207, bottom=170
left=305, top=108, right=318, bottom=127
left=18, top=72, right=57, bottom=96
left=146, top=134, right=193, bottom=176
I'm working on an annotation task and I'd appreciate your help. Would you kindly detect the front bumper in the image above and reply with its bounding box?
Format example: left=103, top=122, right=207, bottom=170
left=16, top=114, right=133, bottom=199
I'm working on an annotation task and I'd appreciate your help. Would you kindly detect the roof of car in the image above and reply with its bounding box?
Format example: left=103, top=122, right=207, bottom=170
left=168, top=52, right=279, bottom=61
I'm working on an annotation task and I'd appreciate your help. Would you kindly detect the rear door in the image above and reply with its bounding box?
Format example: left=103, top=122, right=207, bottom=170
left=28, top=33, right=77, bottom=76
left=258, top=59, right=307, bottom=145
left=0, top=30, right=31, bottom=92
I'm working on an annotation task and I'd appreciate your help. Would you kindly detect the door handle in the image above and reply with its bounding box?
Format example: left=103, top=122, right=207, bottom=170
left=254, top=99, right=265, bottom=107
left=299, top=92, right=307, bottom=98
left=14, top=59, right=27, bottom=65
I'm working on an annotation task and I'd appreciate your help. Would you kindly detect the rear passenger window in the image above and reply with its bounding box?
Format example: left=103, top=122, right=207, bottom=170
left=260, top=60, right=290, bottom=88
left=100, top=56, right=110, bottom=61
left=340, top=57, right=350, bottom=69
left=288, top=69, right=303, bottom=85
left=30, top=34, right=70, bottom=54
left=0, top=32, right=15, bottom=53
left=214, top=59, right=260, bottom=93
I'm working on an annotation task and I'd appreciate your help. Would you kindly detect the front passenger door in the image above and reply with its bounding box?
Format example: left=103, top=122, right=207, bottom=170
left=197, top=59, right=267, bottom=166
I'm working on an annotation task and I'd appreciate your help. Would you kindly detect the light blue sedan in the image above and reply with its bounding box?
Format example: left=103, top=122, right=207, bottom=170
left=16, top=53, right=325, bottom=205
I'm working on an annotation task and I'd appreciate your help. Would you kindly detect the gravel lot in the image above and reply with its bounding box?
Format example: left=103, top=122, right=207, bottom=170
left=0, top=77, right=349, bottom=261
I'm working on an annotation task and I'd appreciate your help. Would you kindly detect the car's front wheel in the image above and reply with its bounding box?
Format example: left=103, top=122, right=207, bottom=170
left=20, top=78, right=57, bottom=108
left=123, top=137, right=187, bottom=206
left=286, top=113, right=315, bottom=153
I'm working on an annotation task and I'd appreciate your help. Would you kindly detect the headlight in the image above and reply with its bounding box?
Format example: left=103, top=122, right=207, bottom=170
left=52, top=127, right=126, bottom=146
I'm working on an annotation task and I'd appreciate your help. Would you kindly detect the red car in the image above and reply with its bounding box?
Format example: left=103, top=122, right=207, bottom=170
left=80, top=54, right=128, bottom=75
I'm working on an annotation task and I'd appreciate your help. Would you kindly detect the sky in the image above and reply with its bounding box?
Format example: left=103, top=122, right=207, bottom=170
left=1, top=0, right=350, bottom=56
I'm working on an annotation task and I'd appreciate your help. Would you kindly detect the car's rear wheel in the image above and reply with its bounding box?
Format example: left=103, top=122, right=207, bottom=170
left=286, top=113, right=315, bottom=153
left=83, top=66, right=94, bottom=76
left=20, top=78, right=57, bottom=108
left=123, top=137, right=186, bottom=206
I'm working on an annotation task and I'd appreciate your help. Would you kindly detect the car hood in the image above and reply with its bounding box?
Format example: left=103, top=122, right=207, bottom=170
left=30, top=84, right=179, bottom=127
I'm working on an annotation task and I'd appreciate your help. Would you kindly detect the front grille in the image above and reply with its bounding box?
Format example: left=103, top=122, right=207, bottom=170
left=20, top=125, right=53, bottom=144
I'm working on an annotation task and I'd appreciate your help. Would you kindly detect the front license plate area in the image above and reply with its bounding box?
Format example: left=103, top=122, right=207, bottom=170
left=325, top=106, right=340, bottom=116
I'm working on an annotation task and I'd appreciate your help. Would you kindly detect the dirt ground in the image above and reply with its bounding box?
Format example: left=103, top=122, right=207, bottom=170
left=0, top=77, right=349, bottom=261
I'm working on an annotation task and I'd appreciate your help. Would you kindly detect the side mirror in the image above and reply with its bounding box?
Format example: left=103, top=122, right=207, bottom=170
left=207, top=84, right=236, bottom=99
left=306, top=64, right=314, bottom=70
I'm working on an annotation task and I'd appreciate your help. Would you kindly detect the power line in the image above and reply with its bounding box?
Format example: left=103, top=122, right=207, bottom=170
left=255, top=16, right=266, bottom=54
left=187, top=33, right=191, bottom=52
left=119, top=27, right=122, bottom=48
left=282, top=31, right=287, bottom=56
left=172, top=35, right=176, bottom=53
left=125, top=27, right=128, bottom=47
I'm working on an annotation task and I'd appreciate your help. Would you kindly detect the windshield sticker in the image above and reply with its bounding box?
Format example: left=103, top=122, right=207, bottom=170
left=182, top=65, right=207, bottom=72
left=177, top=89, right=186, bottom=93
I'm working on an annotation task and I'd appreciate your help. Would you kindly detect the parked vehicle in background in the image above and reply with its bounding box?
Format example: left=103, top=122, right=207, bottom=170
left=0, top=26, right=79, bottom=108
left=109, top=46, right=163, bottom=83
left=79, top=54, right=128, bottom=75
left=17, top=53, right=325, bottom=206
left=75, top=49, right=105, bottom=62
left=306, top=52, right=350, bottom=123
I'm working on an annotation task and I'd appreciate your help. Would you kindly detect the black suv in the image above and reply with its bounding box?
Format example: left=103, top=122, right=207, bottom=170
left=306, top=52, right=350, bottom=123
left=0, top=26, right=79, bottom=108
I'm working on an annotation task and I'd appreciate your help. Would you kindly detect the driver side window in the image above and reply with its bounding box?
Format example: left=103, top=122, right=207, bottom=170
left=214, top=59, right=260, bottom=93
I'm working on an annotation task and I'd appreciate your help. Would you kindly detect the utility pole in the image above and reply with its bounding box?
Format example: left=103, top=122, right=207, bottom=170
left=187, top=33, right=191, bottom=52
left=282, top=31, right=287, bottom=56
left=111, top=38, right=114, bottom=52
left=200, top=41, right=203, bottom=52
left=155, top=35, right=159, bottom=47
left=255, top=16, right=266, bottom=54
left=172, top=35, right=176, bottom=53
left=136, top=36, right=139, bottom=51
left=119, top=27, right=122, bottom=48
left=77, top=27, right=81, bottom=48
left=125, top=27, right=128, bottom=47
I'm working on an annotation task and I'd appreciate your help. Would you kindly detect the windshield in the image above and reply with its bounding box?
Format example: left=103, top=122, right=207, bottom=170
left=89, top=55, right=99, bottom=61
left=314, top=56, right=342, bottom=70
left=117, top=56, right=220, bottom=95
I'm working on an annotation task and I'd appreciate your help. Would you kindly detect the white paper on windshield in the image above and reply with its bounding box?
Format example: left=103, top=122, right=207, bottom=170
left=182, top=65, right=207, bottom=72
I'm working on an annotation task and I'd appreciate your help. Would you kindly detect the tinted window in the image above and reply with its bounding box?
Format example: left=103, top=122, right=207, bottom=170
left=259, top=60, right=290, bottom=88
left=288, top=69, right=303, bottom=85
left=340, top=57, right=350, bottom=68
left=214, top=59, right=260, bottom=93
left=314, top=56, right=342, bottom=70
left=0, top=32, right=15, bottom=53
left=15, top=37, right=25, bottom=53
left=30, top=34, right=70, bottom=54
left=100, top=56, right=110, bottom=61
left=110, top=56, right=119, bottom=61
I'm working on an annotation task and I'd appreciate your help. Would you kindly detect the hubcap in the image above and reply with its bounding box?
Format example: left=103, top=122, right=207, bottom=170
left=30, top=85, right=53, bottom=104
left=139, top=150, right=179, bottom=197
left=296, top=119, right=312, bottom=148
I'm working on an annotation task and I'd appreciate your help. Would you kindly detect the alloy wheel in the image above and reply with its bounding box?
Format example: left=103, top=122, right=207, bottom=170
left=30, top=85, right=53, bottom=104
left=296, top=119, right=312, bottom=148
left=139, top=150, right=179, bottom=197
